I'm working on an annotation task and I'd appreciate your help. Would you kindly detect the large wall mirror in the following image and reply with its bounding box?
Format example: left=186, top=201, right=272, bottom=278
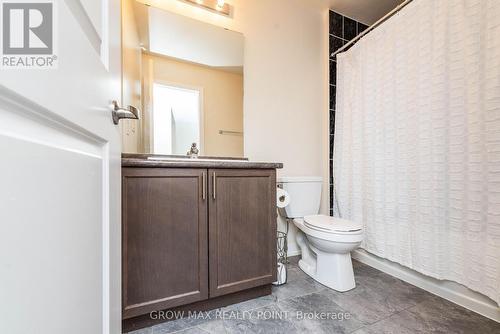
left=121, top=0, right=244, bottom=157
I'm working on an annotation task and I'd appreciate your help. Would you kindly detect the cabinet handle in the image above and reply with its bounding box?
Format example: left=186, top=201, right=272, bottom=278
left=202, top=172, right=206, bottom=200
left=212, top=172, right=216, bottom=200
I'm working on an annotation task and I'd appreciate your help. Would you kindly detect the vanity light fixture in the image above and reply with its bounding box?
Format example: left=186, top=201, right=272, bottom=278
left=183, top=0, right=230, bottom=16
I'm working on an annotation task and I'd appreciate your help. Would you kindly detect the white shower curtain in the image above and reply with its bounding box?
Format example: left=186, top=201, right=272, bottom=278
left=334, top=0, right=500, bottom=304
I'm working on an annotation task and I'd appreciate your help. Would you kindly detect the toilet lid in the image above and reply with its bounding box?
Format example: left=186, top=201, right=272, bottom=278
left=303, top=215, right=362, bottom=232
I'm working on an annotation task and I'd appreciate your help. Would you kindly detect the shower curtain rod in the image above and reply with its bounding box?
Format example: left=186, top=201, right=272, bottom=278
left=331, top=0, right=414, bottom=57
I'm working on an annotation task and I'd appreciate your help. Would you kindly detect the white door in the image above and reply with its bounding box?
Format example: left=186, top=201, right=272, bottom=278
left=0, top=0, right=123, bottom=333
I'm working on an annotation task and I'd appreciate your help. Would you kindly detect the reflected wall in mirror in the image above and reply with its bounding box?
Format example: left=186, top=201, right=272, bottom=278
left=121, top=0, right=244, bottom=157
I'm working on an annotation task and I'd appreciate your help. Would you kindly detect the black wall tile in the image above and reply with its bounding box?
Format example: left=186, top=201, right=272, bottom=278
left=329, top=11, right=343, bottom=37
left=329, top=109, right=335, bottom=134
left=358, top=22, right=369, bottom=34
left=329, top=183, right=334, bottom=216
left=329, top=10, right=366, bottom=211
left=329, top=134, right=334, bottom=157
left=329, top=85, right=336, bottom=110
left=330, top=60, right=337, bottom=85
left=329, top=35, right=344, bottom=59
left=330, top=184, right=334, bottom=208
left=343, top=16, right=357, bottom=40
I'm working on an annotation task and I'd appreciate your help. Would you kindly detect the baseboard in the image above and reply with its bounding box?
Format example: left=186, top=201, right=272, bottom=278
left=287, top=248, right=301, bottom=257
left=352, top=249, right=500, bottom=323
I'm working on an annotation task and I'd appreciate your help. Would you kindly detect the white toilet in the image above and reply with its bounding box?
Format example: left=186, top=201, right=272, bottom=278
left=278, top=177, right=363, bottom=292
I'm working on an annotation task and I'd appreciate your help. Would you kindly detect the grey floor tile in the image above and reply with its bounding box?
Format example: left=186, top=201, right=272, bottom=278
left=350, top=309, right=427, bottom=334
left=197, top=320, right=228, bottom=334
left=287, top=266, right=326, bottom=289
left=128, top=259, right=499, bottom=334
left=222, top=294, right=277, bottom=313
left=277, top=291, right=364, bottom=334
left=352, top=260, right=384, bottom=279
left=177, top=309, right=221, bottom=329
left=286, top=266, right=309, bottom=283
left=127, top=327, right=153, bottom=334
left=349, top=328, right=372, bottom=334
left=221, top=304, right=299, bottom=334
left=357, top=271, right=433, bottom=311
left=353, top=296, right=500, bottom=334
left=151, top=319, right=191, bottom=334
left=172, top=327, right=210, bottom=334
left=404, top=296, right=500, bottom=334
left=287, top=256, right=300, bottom=267
left=272, top=266, right=325, bottom=301
left=149, top=309, right=219, bottom=334
left=322, top=284, right=398, bottom=325
left=322, top=264, right=432, bottom=325
left=272, top=277, right=322, bottom=301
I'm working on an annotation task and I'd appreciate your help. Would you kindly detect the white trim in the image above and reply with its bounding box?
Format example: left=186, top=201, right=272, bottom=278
left=287, top=249, right=302, bottom=257
left=101, top=142, right=110, bottom=334
left=352, top=249, right=500, bottom=323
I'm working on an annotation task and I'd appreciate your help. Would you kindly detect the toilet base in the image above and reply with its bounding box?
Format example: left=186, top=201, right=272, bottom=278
left=298, top=252, right=356, bottom=292
left=295, top=229, right=357, bottom=292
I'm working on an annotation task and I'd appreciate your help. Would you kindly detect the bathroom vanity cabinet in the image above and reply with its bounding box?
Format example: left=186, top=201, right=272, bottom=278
left=122, top=168, right=208, bottom=318
left=121, top=156, right=282, bottom=329
left=208, top=169, right=277, bottom=298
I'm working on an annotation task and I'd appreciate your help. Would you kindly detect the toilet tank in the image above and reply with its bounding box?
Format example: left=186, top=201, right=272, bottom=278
left=278, top=177, right=322, bottom=218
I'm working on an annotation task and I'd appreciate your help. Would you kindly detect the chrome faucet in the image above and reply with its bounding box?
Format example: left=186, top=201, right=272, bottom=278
left=187, top=143, right=199, bottom=158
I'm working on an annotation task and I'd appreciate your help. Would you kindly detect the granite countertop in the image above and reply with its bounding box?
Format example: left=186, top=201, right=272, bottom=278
left=122, top=154, right=283, bottom=169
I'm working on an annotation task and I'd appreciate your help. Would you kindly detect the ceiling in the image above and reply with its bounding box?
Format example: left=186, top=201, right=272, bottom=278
left=135, top=0, right=404, bottom=29
left=328, top=0, right=405, bottom=25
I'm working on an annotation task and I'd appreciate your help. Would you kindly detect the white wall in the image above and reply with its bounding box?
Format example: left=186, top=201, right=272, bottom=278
left=137, top=0, right=331, bottom=254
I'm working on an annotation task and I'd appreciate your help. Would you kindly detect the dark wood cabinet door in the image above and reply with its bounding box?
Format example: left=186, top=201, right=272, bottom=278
left=208, top=169, right=277, bottom=297
left=122, top=168, right=208, bottom=319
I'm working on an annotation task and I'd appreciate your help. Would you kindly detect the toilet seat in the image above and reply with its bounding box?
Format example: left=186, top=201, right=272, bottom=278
left=304, top=215, right=362, bottom=233
left=293, top=218, right=363, bottom=244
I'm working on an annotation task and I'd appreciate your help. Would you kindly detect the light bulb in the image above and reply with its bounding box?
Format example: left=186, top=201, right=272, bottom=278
left=217, top=0, right=225, bottom=8
left=196, top=0, right=203, bottom=4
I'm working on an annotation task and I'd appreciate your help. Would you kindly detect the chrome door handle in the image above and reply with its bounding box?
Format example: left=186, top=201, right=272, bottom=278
left=111, top=100, right=140, bottom=125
